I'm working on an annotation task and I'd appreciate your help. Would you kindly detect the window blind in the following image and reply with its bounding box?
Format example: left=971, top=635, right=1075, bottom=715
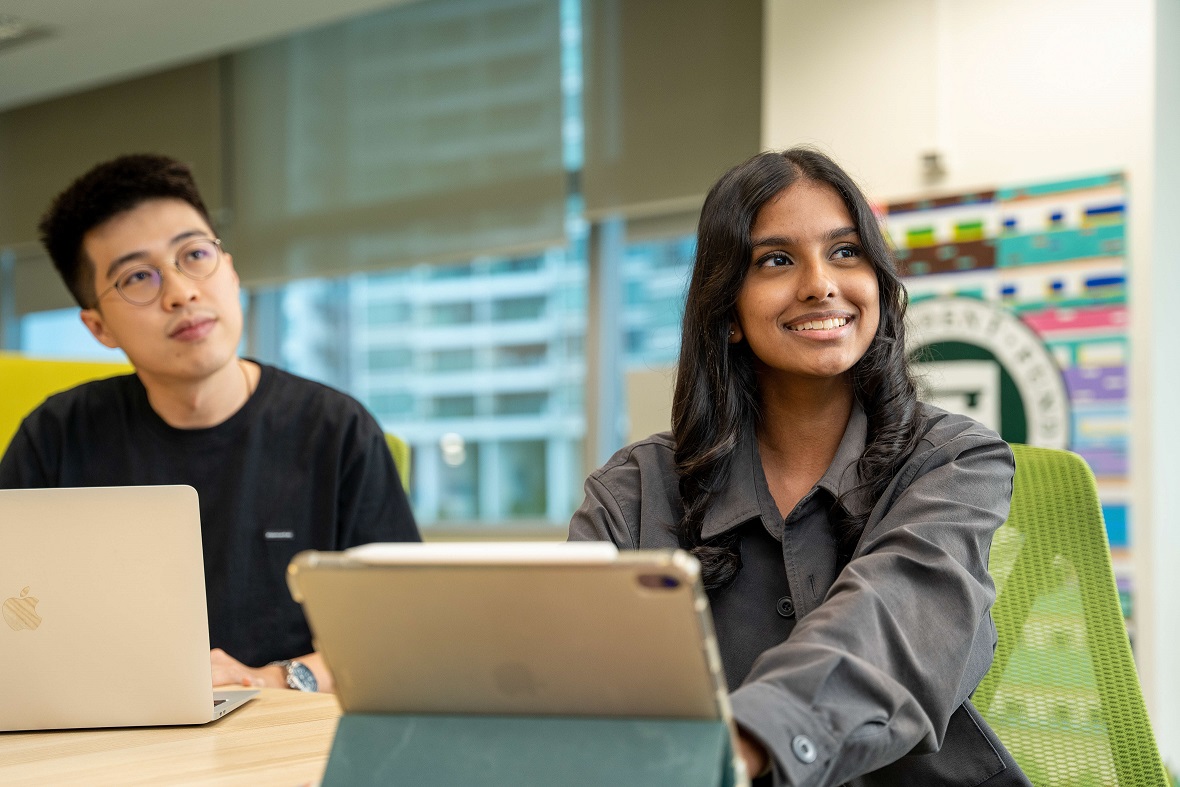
left=0, top=60, right=224, bottom=314
left=581, top=0, right=762, bottom=220
left=227, top=0, right=567, bottom=286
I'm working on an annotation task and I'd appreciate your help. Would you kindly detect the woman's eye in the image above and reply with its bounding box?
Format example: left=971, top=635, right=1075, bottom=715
left=759, top=253, right=790, bottom=268
left=833, top=245, right=860, bottom=260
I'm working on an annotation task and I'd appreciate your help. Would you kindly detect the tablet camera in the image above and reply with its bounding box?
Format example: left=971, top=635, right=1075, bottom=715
left=637, top=574, right=681, bottom=590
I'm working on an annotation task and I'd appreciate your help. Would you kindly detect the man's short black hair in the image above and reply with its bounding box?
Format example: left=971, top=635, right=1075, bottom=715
left=38, top=154, right=215, bottom=308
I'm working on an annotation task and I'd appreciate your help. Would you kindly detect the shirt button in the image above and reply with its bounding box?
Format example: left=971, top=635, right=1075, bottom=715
left=776, top=596, right=795, bottom=618
left=792, top=734, right=817, bottom=763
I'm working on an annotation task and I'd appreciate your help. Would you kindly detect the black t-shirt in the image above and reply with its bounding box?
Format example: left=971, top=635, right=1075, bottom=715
left=0, top=362, right=420, bottom=666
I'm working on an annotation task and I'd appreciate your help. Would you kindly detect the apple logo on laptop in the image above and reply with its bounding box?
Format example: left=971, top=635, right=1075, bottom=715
left=3, top=587, right=41, bottom=631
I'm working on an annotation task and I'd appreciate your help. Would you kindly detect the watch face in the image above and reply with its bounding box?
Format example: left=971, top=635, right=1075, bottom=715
left=287, top=660, right=318, bottom=692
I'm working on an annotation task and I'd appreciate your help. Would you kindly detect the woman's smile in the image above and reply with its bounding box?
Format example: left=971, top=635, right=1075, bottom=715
left=784, top=311, right=855, bottom=334
left=731, top=179, right=880, bottom=386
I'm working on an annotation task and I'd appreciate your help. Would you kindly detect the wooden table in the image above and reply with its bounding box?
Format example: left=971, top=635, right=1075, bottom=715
left=0, top=689, right=342, bottom=786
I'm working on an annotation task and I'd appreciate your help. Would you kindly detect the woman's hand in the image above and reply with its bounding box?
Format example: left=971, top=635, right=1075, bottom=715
left=737, top=727, right=770, bottom=780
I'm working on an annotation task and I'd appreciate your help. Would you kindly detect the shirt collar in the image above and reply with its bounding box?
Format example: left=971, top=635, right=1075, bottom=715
left=816, top=399, right=869, bottom=512
left=699, top=429, right=764, bottom=540
left=699, top=400, right=869, bottom=540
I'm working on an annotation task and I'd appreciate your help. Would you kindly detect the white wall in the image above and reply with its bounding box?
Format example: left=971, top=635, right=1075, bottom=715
left=762, top=0, right=941, bottom=196
left=764, top=0, right=1153, bottom=200
left=764, top=0, right=1176, bottom=766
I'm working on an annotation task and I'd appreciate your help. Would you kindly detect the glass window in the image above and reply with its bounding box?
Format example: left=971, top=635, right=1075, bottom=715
left=624, top=280, right=645, bottom=306
left=492, top=296, right=546, bottom=321
left=581, top=227, right=696, bottom=456
left=17, top=308, right=127, bottom=361
left=500, top=440, right=548, bottom=517
left=429, top=348, right=476, bottom=372
left=368, top=347, right=413, bottom=371
left=494, top=343, right=548, bottom=367
left=244, top=222, right=696, bottom=533
left=557, top=383, right=584, bottom=410
left=494, top=392, right=548, bottom=416
left=556, top=281, right=586, bottom=314
left=433, top=396, right=477, bottom=418
left=620, top=235, right=694, bottom=370
left=252, top=244, right=586, bottom=530
left=625, top=328, right=644, bottom=354
left=278, top=278, right=351, bottom=390
left=370, top=392, right=416, bottom=418
left=428, top=266, right=475, bottom=281
left=437, top=438, right=479, bottom=521
left=489, top=256, right=544, bottom=274
left=427, top=302, right=474, bottom=325
left=367, top=301, right=411, bottom=326
left=235, top=0, right=592, bottom=531
left=563, top=335, right=584, bottom=357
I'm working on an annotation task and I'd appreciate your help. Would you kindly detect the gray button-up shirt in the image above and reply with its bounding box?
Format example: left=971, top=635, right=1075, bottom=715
left=570, top=403, right=1029, bottom=787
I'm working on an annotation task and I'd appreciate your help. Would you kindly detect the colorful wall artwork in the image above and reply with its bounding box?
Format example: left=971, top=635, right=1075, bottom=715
left=884, top=172, right=1130, bottom=594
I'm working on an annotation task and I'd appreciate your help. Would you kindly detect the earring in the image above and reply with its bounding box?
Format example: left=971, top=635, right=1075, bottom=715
left=728, top=329, right=735, bottom=337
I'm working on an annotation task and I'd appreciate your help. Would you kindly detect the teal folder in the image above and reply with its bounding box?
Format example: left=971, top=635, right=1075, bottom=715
left=322, top=714, right=737, bottom=786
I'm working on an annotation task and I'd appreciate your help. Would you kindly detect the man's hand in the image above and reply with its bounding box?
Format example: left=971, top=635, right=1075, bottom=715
left=210, top=648, right=284, bottom=689
left=209, top=649, right=335, bottom=692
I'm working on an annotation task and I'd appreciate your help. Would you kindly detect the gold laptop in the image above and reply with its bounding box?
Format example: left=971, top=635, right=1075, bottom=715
left=0, top=485, right=255, bottom=731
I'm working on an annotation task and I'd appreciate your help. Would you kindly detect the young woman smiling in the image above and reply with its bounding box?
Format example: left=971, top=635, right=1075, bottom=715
left=569, top=149, right=1029, bottom=787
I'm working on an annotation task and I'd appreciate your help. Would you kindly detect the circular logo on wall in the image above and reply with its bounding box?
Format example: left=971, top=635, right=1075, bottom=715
left=906, top=296, right=1070, bottom=448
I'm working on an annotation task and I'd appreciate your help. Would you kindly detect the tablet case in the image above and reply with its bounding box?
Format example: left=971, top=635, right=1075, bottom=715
left=321, top=714, right=737, bottom=787
left=289, top=544, right=744, bottom=786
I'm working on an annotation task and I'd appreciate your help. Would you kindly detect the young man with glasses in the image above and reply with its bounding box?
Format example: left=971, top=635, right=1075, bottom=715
left=0, top=154, right=420, bottom=692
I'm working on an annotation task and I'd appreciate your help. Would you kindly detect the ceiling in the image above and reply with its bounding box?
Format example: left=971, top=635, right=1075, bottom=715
left=0, top=0, right=415, bottom=111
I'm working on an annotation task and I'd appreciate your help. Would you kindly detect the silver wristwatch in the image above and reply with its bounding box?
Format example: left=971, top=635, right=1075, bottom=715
left=269, top=659, right=318, bottom=692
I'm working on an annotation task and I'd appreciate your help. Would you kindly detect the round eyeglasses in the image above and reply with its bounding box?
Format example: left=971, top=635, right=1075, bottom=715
left=96, top=238, right=223, bottom=306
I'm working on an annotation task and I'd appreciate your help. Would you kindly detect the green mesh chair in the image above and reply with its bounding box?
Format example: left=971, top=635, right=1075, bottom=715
left=975, top=444, right=1168, bottom=786
left=384, top=432, right=411, bottom=493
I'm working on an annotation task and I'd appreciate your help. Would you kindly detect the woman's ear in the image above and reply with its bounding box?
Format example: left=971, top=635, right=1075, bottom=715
left=728, top=323, right=743, bottom=344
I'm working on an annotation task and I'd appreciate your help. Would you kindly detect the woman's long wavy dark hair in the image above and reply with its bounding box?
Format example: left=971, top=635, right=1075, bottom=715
left=672, top=148, right=922, bottom=590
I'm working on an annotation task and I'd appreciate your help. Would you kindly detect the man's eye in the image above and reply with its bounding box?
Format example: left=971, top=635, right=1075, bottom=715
left=122, top=269, right=155, bottom=285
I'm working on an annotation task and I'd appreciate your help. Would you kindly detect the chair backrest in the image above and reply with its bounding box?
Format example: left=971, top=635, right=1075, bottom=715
left=384, top=432, right=411, bottom=493
left=0, top=353, right=132, bottom=455
left=0, top=353, right=414, bottom=494
left=976, top=444, right=1168, bottom=786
